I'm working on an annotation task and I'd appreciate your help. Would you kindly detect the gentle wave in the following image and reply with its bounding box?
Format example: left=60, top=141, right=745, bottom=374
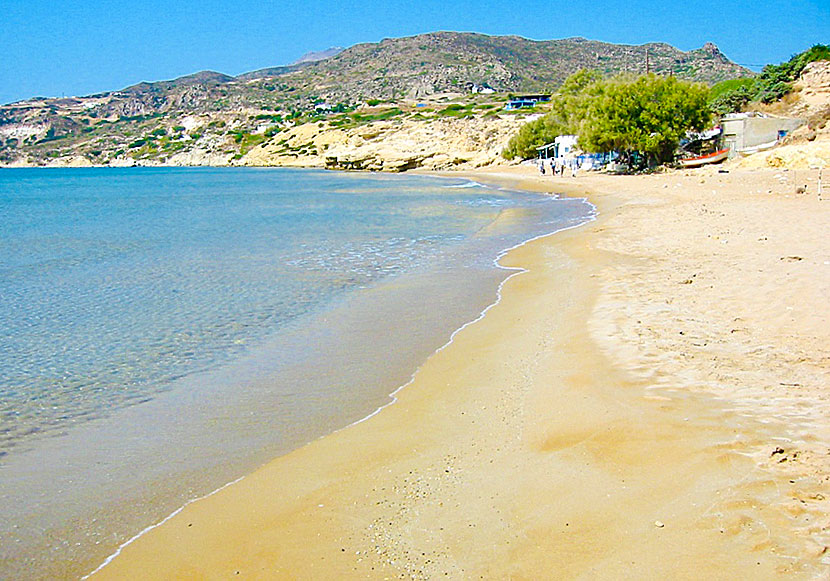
left=83, top=191, right=597, bottom=579
left=0, top=167, right=595, bottom=579
left=443, top=180, right=487, bottom=189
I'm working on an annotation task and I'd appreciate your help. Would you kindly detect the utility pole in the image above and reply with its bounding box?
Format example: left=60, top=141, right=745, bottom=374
left=646, top=48, right=651, bottom=75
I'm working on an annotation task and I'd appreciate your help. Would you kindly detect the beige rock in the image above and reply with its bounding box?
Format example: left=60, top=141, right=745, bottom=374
left=735, top=60, right=830, bottom=170
left=731, top=137, right=830, bottom=170
left=792, top=61, right=830, bottom=120
left=47, top=155, right=93, bottom=167
left=243, top=114, right=526, bottom=172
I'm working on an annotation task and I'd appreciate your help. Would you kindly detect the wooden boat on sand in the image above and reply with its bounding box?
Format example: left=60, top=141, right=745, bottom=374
left=678, top=148, right=729, bottom=168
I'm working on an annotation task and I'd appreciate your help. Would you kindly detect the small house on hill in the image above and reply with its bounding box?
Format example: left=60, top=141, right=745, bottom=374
left=470, top=84, right=495, bottom=94
left=505, top=94, right=551, bottom=110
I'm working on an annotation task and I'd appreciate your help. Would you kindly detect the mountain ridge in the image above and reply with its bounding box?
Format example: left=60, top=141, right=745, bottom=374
left=11, top=32, right=749, bottom=104
left=290, top=46, right=344, bottom=66
left=0, top=31, right=751, bottom=167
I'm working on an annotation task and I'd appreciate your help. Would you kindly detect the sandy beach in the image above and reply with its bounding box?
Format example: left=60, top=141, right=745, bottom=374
left=89, top=164, right=830, bottom=579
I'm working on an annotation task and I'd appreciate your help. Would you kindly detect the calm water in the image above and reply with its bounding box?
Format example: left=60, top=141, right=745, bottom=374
left=0, top=167, right=593, bottom=579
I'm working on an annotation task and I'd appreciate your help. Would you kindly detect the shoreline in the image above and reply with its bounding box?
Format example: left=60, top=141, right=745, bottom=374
left=83, top=185, right=597, bottom=580
left=90, top=164, right=830, bottom=578
left=2, top=169, right=593, bottom=580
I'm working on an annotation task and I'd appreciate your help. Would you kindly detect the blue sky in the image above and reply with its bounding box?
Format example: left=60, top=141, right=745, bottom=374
left=2, top=0, right=827, bottom=105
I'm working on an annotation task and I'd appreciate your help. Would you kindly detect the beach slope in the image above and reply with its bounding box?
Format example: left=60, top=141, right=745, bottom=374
left=90, top=166, right=830, bottom=579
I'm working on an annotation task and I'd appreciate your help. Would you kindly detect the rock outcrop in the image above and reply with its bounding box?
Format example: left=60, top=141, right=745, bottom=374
left=242, top=114, right=526, bottom=172
left=733, top=61, right=830, bottom=169
left=793, top=61, right=830, bottom=121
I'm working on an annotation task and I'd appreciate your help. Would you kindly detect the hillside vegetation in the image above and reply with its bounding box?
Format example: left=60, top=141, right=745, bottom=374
left=710, top=44, right=830, bottom=115
left=0, top=32, right=748, bottom=168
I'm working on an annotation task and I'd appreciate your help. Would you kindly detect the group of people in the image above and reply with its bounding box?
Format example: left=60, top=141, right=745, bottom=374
left=538, top=158, right=577, bottom=177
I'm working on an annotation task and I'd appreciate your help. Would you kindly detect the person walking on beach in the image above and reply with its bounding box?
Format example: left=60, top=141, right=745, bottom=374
left=539, top=160, right=545, bottom=175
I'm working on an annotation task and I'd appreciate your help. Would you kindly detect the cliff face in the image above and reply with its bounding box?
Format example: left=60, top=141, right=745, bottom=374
left=242, top=114, right=527, bottom=172
left=791, top=61, right=830, bottom=122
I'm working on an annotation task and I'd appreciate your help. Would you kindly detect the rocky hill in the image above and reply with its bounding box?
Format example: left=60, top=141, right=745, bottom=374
left=290, top=47, right=344, bottom=66
left=282, top=33, right=748, bottom=101
left=243, top=107, right=529, bottom=172
left=0, top=31, right=750, bottom=168
left=732, top=60, right=830, bottom=169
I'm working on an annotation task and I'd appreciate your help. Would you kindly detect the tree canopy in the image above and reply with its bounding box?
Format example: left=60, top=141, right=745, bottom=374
left=579, top=75, right=710, bottom=164
left=501, top=69, right=602, bottom=159
left=503, top=71, right=711, bottom=165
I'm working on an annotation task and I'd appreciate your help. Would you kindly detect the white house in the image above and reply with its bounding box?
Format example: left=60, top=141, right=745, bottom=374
left=555, top=135, right=579, bottom=158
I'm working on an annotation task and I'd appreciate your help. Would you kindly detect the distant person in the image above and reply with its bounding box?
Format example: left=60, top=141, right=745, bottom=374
left=539, top=161, right=545, bottom=175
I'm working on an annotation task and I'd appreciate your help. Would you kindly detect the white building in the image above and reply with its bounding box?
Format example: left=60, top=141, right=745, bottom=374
left=721, top=113, right=804, bottom=157
left=555, top=135, right=579, bottom=158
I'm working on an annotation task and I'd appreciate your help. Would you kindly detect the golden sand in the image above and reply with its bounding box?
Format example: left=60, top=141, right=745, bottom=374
left=90, top=165, right=830, bottom=579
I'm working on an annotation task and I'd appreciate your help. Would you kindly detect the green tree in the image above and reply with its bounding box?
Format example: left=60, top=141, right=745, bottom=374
left=710, top=85, right=752, bottom=115
left=559, top=69, right=602, bottom=96
left=502, top=69, right=603, bottom=159
left=502, top=114, right=568, bottom=159
left=504, top=71, right=711, bottom=165
left=708, top=78, right=755, bottom=115
left=580, top=75, right=711, bottom=165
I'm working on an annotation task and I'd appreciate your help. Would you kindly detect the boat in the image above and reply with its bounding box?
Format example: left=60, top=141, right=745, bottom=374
left=678, top=148, right=729, bottom=168
left=736, top=140, right=778, bottom=156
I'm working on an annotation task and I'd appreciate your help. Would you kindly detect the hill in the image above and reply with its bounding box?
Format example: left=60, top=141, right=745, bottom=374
left=732, top=59, right=830, bottom=169
left=284, top=33, right=747, bottom=101
left=290, top=47, right=344, bottom=66
left=0, top=31, right=750, bottom=167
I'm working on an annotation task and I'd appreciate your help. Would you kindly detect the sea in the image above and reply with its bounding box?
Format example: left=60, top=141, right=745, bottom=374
left=0, top=167, right=594, bottom=579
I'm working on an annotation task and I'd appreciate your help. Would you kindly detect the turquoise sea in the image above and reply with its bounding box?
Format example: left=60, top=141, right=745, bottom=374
left=0, top=167, right=593, bottom=578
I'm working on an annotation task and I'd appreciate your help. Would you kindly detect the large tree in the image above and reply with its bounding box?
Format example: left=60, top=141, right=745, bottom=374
left=579, top=75, right=711, bottom=165
left=502, top=70, right=604, bottom=160
left=503, top=73, right=711, bottom=165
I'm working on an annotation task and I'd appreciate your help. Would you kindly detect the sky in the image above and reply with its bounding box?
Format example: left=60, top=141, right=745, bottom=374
left=2, top=0, right=828, bottom=105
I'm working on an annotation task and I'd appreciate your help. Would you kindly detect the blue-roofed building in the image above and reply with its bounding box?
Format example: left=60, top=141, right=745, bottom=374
left=504, top=94, right=551, bottom=110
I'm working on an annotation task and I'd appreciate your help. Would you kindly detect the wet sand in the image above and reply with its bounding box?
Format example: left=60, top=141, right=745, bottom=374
left=90, top=165, right=830, bottom=579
